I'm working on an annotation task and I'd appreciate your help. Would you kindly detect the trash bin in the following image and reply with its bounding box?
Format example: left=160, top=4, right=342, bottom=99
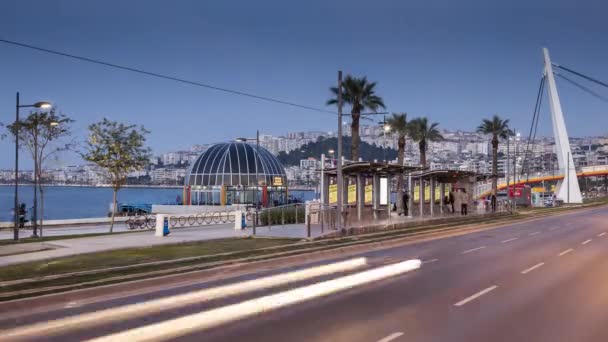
left=241, top=212, right=247, bottom=229
left=163, top=216, right=171, bottom=236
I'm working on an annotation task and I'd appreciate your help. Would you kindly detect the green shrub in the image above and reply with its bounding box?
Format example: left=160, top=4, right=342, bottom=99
left=259, top=207, right=306, bottom=225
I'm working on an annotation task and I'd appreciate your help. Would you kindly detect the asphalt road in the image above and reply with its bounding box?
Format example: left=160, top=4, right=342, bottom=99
left=1, top=205, right=607, bottom=342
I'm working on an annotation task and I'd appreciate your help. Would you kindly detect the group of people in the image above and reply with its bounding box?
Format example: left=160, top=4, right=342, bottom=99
left=445, top=188, right=471, bottom=216
left=395, top=188, right=472, bottom=216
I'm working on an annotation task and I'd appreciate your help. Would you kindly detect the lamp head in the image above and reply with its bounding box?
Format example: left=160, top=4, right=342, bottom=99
left=33, top=102, right=52, bottom=109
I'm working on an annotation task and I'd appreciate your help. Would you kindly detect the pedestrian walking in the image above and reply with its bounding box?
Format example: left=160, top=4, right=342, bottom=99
left=18, top=203, right=27, bottom=228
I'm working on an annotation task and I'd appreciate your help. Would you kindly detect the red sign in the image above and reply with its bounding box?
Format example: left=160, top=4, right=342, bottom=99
left=508, top=185, right=525, bottom=198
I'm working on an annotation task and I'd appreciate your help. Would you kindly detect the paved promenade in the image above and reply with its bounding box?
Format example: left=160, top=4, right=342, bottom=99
left=0, top=222, right=325, bottom=267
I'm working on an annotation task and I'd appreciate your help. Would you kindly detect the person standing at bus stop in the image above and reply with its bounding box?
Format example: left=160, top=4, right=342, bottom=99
left=461, top=189, right=470, bottom=216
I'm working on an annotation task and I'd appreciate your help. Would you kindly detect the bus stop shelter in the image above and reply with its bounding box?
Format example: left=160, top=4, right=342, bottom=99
left=409, top=169, right=491, bottom=217
left=321, top=162, right=421, bottom=223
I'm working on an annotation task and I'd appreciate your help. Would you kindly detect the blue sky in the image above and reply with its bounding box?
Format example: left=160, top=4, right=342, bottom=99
left=1, top=0, right=607, bottom=168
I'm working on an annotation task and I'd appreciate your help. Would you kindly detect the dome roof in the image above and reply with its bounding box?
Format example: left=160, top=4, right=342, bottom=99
left=186, top=142, right=286, bottom=187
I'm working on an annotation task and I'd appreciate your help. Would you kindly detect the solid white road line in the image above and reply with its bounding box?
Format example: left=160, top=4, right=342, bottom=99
left=87, top=260, right=422, bottom=342
left=521, top=262, right=545, bottom=274
left=422, top=259, right=439, bottom=264
left=501, top=238, right=518, bottom=243
left=582, top=239, right=592, bottom=245
left=598, top=232, right=606, bottom=237
left=454, top=285, right=498, bottom=306
left=462, top=246, right=486, bottom=254
left=529, top=231, right=541, bottom=236
left=559, top=249, right=573, bottom=256
left=0, top=258, right=369, bottom=340
left=376, top=332, right=405, bottom=342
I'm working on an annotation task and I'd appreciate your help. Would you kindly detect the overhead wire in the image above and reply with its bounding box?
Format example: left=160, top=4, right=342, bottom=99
left=0, top=38, right=337, bottom=115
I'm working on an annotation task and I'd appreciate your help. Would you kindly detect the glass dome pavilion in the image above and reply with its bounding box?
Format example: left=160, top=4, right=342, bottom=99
left=184, top=141, right=287, bottom=206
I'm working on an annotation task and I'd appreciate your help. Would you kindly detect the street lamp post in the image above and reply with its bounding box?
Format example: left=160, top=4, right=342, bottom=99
left=379, top=115, right=390, bottom=163
left=336, top=71, right=343, bottom=229
left=13, top=92, right=51, bottom=241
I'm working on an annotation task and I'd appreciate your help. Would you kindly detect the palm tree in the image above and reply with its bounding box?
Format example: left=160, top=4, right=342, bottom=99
left=386, top=113, right=408, bottom=214
left=477, top=115, right=511, bottom=197
left=408, top=117, right=443, bottom=167
left=327, top=75, right=385, bottom=161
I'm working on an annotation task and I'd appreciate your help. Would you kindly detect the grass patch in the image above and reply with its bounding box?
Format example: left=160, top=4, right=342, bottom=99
left=0, top=237, right=297, bottom=283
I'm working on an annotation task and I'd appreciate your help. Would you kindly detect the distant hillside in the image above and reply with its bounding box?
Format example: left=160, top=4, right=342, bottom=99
left=277, top=137, right=397, bottom=166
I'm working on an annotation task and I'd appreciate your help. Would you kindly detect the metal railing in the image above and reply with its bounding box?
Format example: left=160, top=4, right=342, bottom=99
left=129, top=210, right=237, bottom=230
left=306, top=207, right=338, bottom=237
left=252, top=203, right=306, bottom=233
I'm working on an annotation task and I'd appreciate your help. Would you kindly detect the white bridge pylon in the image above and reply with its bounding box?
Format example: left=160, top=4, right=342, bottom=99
left=543, top=47, right=582, bottom=203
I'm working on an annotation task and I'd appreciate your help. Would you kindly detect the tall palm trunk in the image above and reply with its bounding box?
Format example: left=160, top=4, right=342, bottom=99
left=419, top=139, right=427, bottom=167
left=350, top=111, right=360, bottom=161
left=491, top=136, right=499, bottom=195
left=396, top=136, right=406, bottom=214
left=110, top=188, right=117, bottom=233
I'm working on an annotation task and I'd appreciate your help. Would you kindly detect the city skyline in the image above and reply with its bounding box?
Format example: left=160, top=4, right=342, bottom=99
left=2, top=1, right=608, bottom=169
left=3, top=123, right=607, bottom=187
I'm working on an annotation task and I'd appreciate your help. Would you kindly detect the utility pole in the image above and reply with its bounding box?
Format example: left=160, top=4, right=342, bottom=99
left=512, top=138, right=515, bottom=198
left=336, top=71, right=343, bottom=228
left=506, top=134, right=510, bottom=201
left=383, top=115, right=387, bottom=162
left=33, top=112, right=39, bottom=237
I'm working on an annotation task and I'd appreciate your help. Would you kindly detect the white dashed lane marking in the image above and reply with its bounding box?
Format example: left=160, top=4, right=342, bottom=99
left=521, top=262, right=545, bottom=274
left=376, top=332, right=405, bottom=342
left=529, top=231, right=541, bottom=236
left=582, top=239, right=592, bottom=245
left=598, top=232, right=606, bottom=237
left=558, top=249, right=573, bottom=256
left=461, top=246, right=486, bottom=254
left=454, top=285, right=499, bottom=306
left=501, top=238, right=518, bottom=243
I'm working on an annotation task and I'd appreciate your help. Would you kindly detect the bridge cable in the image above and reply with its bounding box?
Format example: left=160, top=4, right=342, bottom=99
left=521, top=74, right=546, bottom=182
left=553, top=63, right=608, bottom=90
left=554, top=72, right=608, bottom=104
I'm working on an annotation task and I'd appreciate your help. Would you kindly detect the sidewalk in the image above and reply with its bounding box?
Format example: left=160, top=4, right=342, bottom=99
left=0, top=222, right=327, bottom=267
left=0, top=223, right=133, bottom=240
